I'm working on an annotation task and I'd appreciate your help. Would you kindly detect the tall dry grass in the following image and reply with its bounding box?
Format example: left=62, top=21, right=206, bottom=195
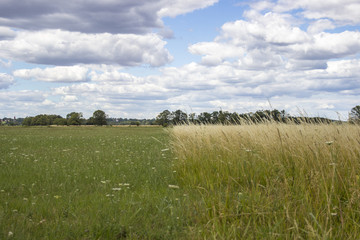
left=170, top=122, right=360, bottom=239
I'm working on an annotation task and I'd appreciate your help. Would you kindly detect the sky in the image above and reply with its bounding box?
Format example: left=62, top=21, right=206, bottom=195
left=0, top=0, right=359, bottom=120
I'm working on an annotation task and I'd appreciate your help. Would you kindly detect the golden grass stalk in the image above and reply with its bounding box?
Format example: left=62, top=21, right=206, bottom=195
left=170, top=121, right=360, bottom=239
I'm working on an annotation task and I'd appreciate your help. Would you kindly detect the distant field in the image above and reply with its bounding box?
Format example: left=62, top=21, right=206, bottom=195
left=1, top=124, right=360, bottom=239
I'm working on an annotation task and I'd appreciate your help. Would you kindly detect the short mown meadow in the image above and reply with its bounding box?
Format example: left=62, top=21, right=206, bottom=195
left=1, top=123, right=360, bottom=239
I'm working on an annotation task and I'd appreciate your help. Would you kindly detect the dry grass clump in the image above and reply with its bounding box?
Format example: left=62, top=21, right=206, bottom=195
left=171, top=122, right=360, bottom=239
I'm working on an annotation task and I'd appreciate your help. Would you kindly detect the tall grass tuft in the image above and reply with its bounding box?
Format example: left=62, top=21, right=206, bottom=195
left=170, top=121, right=360, bottom=239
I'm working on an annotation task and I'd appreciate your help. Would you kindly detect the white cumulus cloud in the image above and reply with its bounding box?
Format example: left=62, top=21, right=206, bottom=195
left=0, top=30, right=173, bottom=66
left=158, top=0, right=218, bottom=17
left=0, top=0, right=219, bottom=34
left=89, top=70, right=144, bottom=84
left=190, top=11, right=360, bottom=71
left=307, top=19, right=335, bottom=34
left=62, top=95, right=78, bottom=102
left=14, top=66, right=89, bottom=82
left=0, top=27, right=17, bottom=40
left=0, top=90, right=45, bottom=102
left=273, top=0, right=360, bottom=24
left=0, top=73, right=14, bottom=89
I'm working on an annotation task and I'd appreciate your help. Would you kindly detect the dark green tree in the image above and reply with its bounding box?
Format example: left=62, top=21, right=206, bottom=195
left=218, top=110, right=231, bottom=124
left=32, top=114, right=50, bottom=126
left=156, top=110, right=171, bottom=127
left=230, top=112, right=240, bottom=124
left=47, top=115, right=63, bottom=125
left=211, top=111, right=219, bottom=123
left=253, top=110, right=271, bottom=122
left=350, top=105, right=360, bottom=123
left=188, top=113, right=196, bottom=124
left=87, top=117, right=94, bottom=125
left=22, top=117, right=34, bottom=126
left=130, top=121, right=140, bottom=126
left=198, top=112, right=212, bottom=123
left=93, top=110, right=107, bottom=126
left=53, top=118, right=67, bottom=125
left=171, top=110, right=187, bottom=125
left=270, top=109, right=281, bottom=122
left=66, top=112, right=83, bottom=125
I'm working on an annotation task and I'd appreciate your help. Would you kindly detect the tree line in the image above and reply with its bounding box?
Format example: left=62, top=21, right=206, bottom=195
left=1, top=105, right=359, bottom=127
left=22, top=110, right=107, bottom=126
left=155, top=105, right=360, bottom=126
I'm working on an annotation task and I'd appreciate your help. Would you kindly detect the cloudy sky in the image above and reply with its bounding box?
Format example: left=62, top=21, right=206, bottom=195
left=0, top=0, right=359, bottom=120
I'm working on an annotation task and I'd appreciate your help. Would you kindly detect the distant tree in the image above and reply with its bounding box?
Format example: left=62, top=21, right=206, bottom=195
left=172, top=110, right=187, bottom=125
left=270, top=109, right=281, bottom=122
left=66, top=112, right=83, bottom=125
left=21, top=115, right=64, bottom=126
left=211, top=111, right=220, bottom=123
left=156, top=110, right=171, bottom=127
left=198, top=112, right=212, bottom=123
left=253, top=110, right=271, bottom=122
left=350, top=105, right=360, bottom=123
left=280, top=110, right=289, bottom=120
left=188, top=113, right=196, bottom=124
left=230, top=112, right=240, bottom=124
left=130, top=121, right=140, bottom=126
left=87, top=117, right=94, bottom=125
left=92, top=110, right=107, bottom=126
left=22, top=117, right=34, bottom=126
left=53, top=118, right=67, bottom=125
left=32, top=114, right=50, bottom=126
left=47, top=115, right=63, bottom=125
left=218, top=110, right=231, bottom=124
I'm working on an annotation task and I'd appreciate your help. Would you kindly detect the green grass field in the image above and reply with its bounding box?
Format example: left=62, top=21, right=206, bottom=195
left=0, top=126, right=187, bottom=239
left=1, top=124, right=360, bottom=239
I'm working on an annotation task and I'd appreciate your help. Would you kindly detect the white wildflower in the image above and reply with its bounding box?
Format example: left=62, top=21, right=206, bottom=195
left=119, top=183, right=130, bottom=186
left=168, top=185, right=180, bottom=189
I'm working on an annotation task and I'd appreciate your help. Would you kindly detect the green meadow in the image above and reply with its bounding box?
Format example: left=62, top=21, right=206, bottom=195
left=0, top=126, right=187, bottom=239
left=1, top=123, right=360, bottom=239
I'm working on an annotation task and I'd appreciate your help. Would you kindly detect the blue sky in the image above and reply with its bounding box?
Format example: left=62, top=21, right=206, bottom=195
left=0, top=0, right=359, bottom=120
